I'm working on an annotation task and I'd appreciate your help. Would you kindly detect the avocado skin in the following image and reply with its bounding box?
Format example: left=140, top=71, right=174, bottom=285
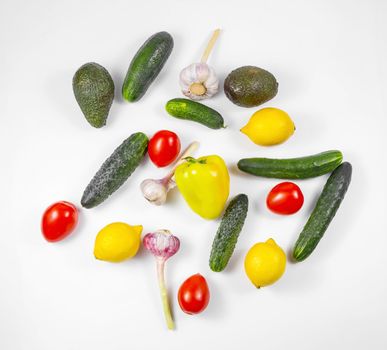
left=224, top=66, right=278, bottom=107
left=122, top=31, right=173, bottom=102
left=73, top=62, right=114, bottom=128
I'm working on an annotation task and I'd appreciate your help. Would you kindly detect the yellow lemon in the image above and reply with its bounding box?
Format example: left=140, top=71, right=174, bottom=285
left=94, top=222, right=142, bottom=262
left=241, top=107, right=295, bottom=146
left=244, top=238, right=286, bottom=288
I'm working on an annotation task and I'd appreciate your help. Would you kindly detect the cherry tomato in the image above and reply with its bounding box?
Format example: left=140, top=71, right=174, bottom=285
left=266, top=182, right=304, bottom=215
left=41, top=201, right=78, bottom=242
left=148, top=130, right=181, bottom=167
left=178, top=273, right=210, bottom=315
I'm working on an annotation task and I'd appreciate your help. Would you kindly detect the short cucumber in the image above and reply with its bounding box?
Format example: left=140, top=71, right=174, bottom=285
left=293, top=162, right=352, bottom=261
left=237, top=150, right=343, bottom=179
left=122, top=32, right=173, bottom=102
left=209, top=194, right=249, bottom=272
left=81, top=132, right=148, bottom=208
left=166, top=98, right=225, bottom=129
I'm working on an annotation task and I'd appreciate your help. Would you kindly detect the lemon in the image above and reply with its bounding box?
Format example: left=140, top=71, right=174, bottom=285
left=94, top=222, right=142, bottom=262
left=244, top=238, right=286, bottom=288
left=241, top=107, right=295, bottom=146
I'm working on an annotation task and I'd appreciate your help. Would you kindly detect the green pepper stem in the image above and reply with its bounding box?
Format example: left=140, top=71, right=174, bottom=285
left=156, top=259, right=174, bottom=330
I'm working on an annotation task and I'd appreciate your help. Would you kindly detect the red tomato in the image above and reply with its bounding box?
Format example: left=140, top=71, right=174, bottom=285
left=178, top=273, right=210, bottom=315
left=41, top=201, right=78, bottom=242
left=266, top=182, right=304, bottom=215
left=148, top=130, right=181, bottom=167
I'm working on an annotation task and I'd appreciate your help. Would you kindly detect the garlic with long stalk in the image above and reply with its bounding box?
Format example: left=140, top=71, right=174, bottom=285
left=180, top=29, right=220, bottom=100
left=140, top=141, right=199, bottom=205
left=143, top=229, right=180, bottom=330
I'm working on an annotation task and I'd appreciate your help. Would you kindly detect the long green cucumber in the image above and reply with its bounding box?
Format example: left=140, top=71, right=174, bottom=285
left=81, top=132, right=148, bottom=208
left=209, top=194, right=249, bottom=272
left=293, top=162, right=352, bottom=261
left=237, top=150, right=343, bottom=179
left=122, top=32, right=173, bottom=102
left=166, top=98, right=225, bottom=129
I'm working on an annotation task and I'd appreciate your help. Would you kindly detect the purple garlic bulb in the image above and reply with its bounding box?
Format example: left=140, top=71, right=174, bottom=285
left=143, top=229, right=180, bottom=260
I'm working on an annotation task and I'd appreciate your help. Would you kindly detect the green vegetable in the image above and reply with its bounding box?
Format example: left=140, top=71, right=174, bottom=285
left=293, top=162, right=352, bottom=261
left=224, top=66, right=278, bottom=107
left=237, top=150, right=343, bottom=179
left=209, top=194, right=249, bottom=272
left=72, top=62, right=115, bottom=128
left=81, top=132, right=148, bottom=208
left=165, top=98, right=225, bottom=129
left=122, top=31, right=173, bottom=102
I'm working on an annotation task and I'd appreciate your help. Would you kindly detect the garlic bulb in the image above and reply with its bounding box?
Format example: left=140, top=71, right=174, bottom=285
left=140, top=178, right=175, bottom=206
left=179, top=29, right=221, bottom=101
left=180, top=63, right=219, bottom=100
left=143, top=229, right=180, bottom=330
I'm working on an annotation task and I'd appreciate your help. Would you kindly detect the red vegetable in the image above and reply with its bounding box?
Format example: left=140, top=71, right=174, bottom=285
left=41, top=201, right=78, bottom=242
left=148, top=130, right=181, bottom=167
left=178, top=273, right=210, bottom=315
left=266, top=182, right=304, bottom=215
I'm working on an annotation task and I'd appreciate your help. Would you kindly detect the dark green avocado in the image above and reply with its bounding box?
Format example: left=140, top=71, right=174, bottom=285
left=73, top=62, right=114, bottom=128
left=224, top=66, right=278, bottom=107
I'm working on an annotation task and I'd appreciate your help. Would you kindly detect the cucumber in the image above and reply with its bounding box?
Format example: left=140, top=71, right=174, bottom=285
left=122, top=32, right=173, bottom=102
left=209, top=194, right=249, bottom=272
left=293, top=162, right=352, bottom=262
left=237, top=150, right=343, bottom=179
left=81, top=132, right=148, bottom=208
left=166, top=98, right=225, bottom=129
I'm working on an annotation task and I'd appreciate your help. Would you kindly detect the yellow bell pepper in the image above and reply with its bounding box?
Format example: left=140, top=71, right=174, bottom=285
left=175, top=155, right=230, bottom=220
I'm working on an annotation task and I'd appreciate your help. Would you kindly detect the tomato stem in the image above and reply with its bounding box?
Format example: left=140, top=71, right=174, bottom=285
left=156, top=258, right=174, bottom=330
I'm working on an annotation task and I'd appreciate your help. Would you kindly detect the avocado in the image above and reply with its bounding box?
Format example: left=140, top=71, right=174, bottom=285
left=73, top=62, right=114, bottom=128
left=224, top=66, right=278, bottom=108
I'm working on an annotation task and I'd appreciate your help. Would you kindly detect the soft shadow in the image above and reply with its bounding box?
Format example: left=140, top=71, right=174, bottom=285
left=222, top=249, right=243, bottom=273
left=200, top=276, right=227, bottom=320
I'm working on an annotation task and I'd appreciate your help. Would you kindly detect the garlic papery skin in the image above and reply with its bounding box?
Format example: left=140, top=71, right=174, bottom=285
left=180, top=63, right=219, bottom=100
left=143, top=229, right=180, bottom=261
left=140, top=178, right=175, bottom=206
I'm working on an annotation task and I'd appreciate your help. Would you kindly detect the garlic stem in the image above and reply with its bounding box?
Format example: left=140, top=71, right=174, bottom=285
left=166, top=141, right=200, bottom=179
left=201, top=29, right=221, bottom=63
left=157, top=258, right=174, bottom=330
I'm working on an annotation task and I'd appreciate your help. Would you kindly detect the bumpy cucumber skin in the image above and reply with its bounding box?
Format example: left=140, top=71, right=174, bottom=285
left=81, top=132, right=148, bottom=208
left=73, top=62, right=114, bottom=128
left=166, top=98, right=225, bottom=129
left=122, top=32, right=173, bottom=102
left=293, top=162, right=352, bottom=262
left=237, top=150, right=343, bottom=179
left=209, top=194, right=249, bottom=272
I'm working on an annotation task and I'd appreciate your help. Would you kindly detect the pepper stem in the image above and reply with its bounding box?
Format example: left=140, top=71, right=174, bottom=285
left=157, top=259, right=174, bottom=330
left=165, top=141, right=199, bottom=179
left=201, top=29, right=221, bottom=63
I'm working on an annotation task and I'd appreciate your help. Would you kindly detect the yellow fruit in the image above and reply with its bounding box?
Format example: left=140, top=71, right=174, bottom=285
left=244, top=238, right=286, bottom=288
left=241, top=107, right=295, bottom=146
left=94, top=222, right=142, bottom=262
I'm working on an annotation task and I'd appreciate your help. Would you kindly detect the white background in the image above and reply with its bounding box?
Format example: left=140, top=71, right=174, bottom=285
left=1, top=0, right=387, bottom=349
